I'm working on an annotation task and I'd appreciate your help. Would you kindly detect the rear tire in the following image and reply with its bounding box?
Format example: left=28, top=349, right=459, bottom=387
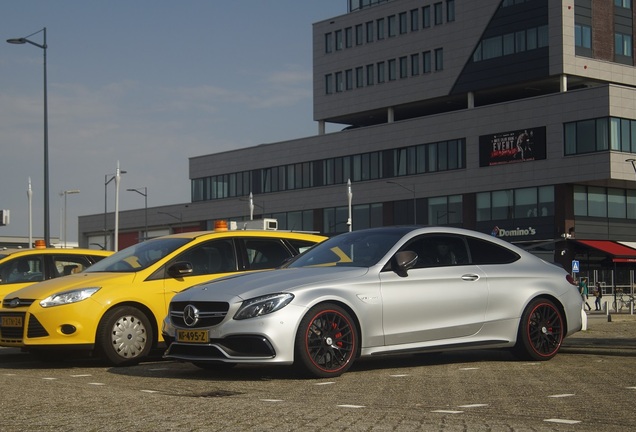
left=96, top=306, right=153, bottom=366
left=294, top=303, right=357, bottom=378
left=514, top=298, right=564, bottom=361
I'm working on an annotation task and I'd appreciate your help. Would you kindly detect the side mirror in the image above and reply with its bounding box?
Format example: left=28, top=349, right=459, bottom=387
left=392, top=250, right=418, bottom=277
left=167, top=261, right=193, bottom=278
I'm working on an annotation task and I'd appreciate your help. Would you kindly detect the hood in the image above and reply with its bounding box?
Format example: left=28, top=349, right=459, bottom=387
left=174, top=266, right=370, bottom=303
left=3, top=272, right=138, bottom=300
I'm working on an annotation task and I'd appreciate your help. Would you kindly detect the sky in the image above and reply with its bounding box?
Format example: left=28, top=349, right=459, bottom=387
left=0, top=0, right=345, bottom=243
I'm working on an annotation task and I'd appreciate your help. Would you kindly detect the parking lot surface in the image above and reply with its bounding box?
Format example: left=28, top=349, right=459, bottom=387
left=1, top=313, right=634, bottom=431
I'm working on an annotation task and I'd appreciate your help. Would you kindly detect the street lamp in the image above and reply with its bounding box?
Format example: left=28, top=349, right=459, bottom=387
left=27, top=178, right=33, bottom=248
left=7, top=28, right=50, bottom=245
left=127, top=187, right=148, bottom=242
left=104, top=165, right=126, bottom=251
left=61, top=189, right=80, bottom=248
left=386, top=181, right=417, bottom=223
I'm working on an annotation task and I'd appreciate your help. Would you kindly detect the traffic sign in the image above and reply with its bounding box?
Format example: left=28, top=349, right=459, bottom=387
left=571, top=260, right=580, bottom=273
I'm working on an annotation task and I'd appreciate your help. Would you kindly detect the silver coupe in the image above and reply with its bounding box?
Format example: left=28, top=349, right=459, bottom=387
left=163, top=226, right=583, bottom=378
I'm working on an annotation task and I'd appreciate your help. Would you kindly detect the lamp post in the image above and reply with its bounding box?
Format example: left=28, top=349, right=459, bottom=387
left=104, top=164, right=126, bottom=251
left=27, top=178, right=33, bottom=248
left=347, top=179, right=353, bottom=232
left=386, top=181, right=417, bottom=223
left=61, top=189, right=80, bottom=248
left=127, top=187, right=148, bottom=242
left=7, top=28, right=49, bottom=246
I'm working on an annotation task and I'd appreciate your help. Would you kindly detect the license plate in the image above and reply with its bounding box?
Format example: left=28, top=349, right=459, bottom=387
left=177, top=329, right=209, bottom=343
left=1, top=316, right=23, bottom=327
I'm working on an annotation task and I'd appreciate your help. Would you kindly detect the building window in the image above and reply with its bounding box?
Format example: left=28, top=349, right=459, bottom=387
left=335, top=71, right=344, bottom=92
left=423, top=51, right=432, bottom=73
left=399, top=56, right=408, bottom=78
left=388, top=59, right=397, bottom=80
left=615, top=0, right=632, bottom=9
left=335, top=30, right=343, bottom=51
left=345, top=27, right=353, bottom=48
left=434, top=3, right=443, bottom=25
left=377, top=18, right=385, bottom=40
left=476, top=187, right=554, bottom=221
left=615, top=32, right=633, bottom=57
left=410, top=9, right=419, bottom=31
left=388, top=15, right=397, bottom=37
left=356, top=67, right=364, bottom=88
left=446, top=0, right=455, bottom=22
left=325, top=33, right=333, bottom=54
left=563, top=117, right=636, bottom=155
left=366, top=64, right=374, bottom=85
left=575, top=24, right=592, bottom=49
left=366, top=21, right=374, bottom=42
left=410, top=53, right=420, bottom=75
left=429, top=195, right=462, bottom=225
left=355, top=24, right=363, bottom=45
left=325, top=74, right=333, bottom=94
left=435, top=48, right=444, bottom=71
left=575, top=185, right=636, bottom=219
left=377, top=61, right=386, bottom=83
left=423, top=6, right=431, bottom=28
left=345, top=69, right=353, bottom=90
left=399, top=12, right=408, bottom=34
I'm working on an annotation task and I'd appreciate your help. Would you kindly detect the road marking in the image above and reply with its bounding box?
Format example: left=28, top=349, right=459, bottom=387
left=458, top=404, right=488, bottom=408
left=140, top=390, right=159, bottom=393
left=548, top=394, right=575, bottom=398
left=71, top=374, right=92, bottom=377
left=390, top=374, right=409, bottom=377
left=314, top=381, right=336, bottom=386
left=338, top=405, right=365, bottom=409
left=432, top=410, right=463, bottom=414
left=42, top=377, right=57, bottom=380
left=459, top=367, right=479, bottom=371
left=544, top=419, right=581, bottom=424
left=627, top=386, right=636, bottom=390
left=88, top=382, right=105, bottom=386
left=261, top=399, right=284, bottom=402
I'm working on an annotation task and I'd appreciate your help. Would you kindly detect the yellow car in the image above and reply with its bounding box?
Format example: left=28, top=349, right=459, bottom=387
left=0, top=227, right=325, bottom=365
left=0, top=246, right=112, bottom=299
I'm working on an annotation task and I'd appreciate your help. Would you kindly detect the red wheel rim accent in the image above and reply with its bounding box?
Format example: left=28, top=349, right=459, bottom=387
left=304, top=309, right=355, bottom=373
left=525, top=302, right=563, bottom=358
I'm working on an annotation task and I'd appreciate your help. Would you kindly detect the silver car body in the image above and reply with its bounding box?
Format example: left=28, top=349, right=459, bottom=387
left=163, top=226, right=583, bottom=375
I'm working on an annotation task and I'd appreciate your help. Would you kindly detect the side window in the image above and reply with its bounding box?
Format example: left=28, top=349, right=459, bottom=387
left=0, top=257, right=44, bottom=284
left=402, top=235, right=468, bottom=268
left=53, top=255, right=95, bottom=277
left=285, top=239, right=319, bottom=255
left=178, top=240, right=237, bottom=277
left=242, top=238, right=293, bottom=270
left=466, top=237, right=520, bottom=265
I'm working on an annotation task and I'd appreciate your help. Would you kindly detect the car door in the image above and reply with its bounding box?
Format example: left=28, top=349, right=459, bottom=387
left=379, top=234, right=489, bottom=346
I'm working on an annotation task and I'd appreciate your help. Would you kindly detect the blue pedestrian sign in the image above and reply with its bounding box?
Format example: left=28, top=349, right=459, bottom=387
left=571, top=260, right=580, bottom=273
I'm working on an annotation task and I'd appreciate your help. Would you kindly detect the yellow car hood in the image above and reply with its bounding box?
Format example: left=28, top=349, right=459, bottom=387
left=3, top=272, right=138, bottom=300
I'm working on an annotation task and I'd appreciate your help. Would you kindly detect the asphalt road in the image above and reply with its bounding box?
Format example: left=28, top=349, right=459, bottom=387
left=0, top=313, right=634, bottom=432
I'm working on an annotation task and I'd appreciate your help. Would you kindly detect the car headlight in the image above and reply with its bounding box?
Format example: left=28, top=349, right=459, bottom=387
left=234, top=293, right=294, bottom=320
left=40, top=287, right=100, bottom=308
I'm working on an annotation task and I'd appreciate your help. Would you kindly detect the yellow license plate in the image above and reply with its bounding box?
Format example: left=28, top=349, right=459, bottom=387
left=1, top=316, right=23, bottom=327
left=177, top=329, right=209, bottom=344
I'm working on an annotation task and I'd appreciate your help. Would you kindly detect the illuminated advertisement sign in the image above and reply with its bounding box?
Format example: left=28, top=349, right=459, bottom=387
left=479, top=127, right=546, bottom=167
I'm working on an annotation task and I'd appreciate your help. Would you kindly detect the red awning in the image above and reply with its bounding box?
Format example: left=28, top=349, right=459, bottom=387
left=576, top=240, right=636, bottom=263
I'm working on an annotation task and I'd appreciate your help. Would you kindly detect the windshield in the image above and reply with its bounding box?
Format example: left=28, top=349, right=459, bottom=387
left=288, top=229, right=405, bottom=268
left=84, top=238, right=191, bottom=273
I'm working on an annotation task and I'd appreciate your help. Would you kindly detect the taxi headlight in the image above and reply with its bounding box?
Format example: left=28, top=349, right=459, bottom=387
left=40, top=287, right=100, bottom=308
left=234, top=293, right=294, bottom=320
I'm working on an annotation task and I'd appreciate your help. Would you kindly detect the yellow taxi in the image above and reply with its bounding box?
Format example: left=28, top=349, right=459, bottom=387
left=0, top=244, right=112, bottom=299
left=0, top=225, right=325, bottom=365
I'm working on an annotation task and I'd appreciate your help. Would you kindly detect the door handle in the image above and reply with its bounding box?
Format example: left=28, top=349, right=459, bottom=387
left=461, top=274, right=480, bottom=281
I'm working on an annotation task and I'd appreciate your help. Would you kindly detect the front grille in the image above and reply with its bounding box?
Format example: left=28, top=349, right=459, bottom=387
left=165, top=336, right=276, bottom=359
left=170, top=301, right=229, bottom=328
left=0, top=312, right=26, bottom=341
left=3, top=298, right=35, bottom=308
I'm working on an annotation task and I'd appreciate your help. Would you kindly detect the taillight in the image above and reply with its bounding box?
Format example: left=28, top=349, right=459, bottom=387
left=566, top=274, right=578, bottom=286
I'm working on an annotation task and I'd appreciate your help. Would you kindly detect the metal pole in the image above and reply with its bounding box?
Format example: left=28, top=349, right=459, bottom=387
left=27, top=178, right=33, bottom=248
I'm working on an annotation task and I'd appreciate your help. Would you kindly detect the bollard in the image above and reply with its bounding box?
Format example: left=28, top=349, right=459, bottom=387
left=605, top=301, right=612, bottom=322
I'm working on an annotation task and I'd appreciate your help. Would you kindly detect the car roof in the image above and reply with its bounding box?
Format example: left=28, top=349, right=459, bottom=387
left=155, top=230, right=326, bottom=241
left=0, top=247, right=112, bottom=261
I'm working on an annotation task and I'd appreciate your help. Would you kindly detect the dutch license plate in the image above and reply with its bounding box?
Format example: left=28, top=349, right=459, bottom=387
left=1, top=316, right=23, bottom=327
left=177, top=329, right=209, bottom=344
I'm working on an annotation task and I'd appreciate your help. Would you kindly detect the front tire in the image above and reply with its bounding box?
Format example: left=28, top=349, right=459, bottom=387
left=514, top=298, right=564, bottom=361
left=96, top=306, right=154, bottom=366
left=294, top=303, right=357, bottom=378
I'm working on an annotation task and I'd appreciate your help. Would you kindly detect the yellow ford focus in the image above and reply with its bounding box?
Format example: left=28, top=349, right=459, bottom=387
left=0, top=227, right=325, bottom=365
